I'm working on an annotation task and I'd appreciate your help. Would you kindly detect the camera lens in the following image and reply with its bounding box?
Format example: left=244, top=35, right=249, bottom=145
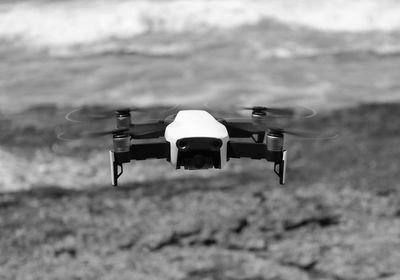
left=193, top=154, right=206, bottom=168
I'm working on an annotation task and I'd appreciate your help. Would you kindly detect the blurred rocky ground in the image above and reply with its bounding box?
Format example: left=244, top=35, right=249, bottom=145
left=0, top=102, right=399, bottom=280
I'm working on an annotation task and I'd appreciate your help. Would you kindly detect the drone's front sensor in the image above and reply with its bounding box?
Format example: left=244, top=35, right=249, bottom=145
left=212, top=139, right=223, bottom=148
left=177, top=140, right=188, bottom=150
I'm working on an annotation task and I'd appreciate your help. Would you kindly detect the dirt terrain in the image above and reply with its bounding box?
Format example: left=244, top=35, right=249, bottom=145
left=0, top=102, right=399, bottom=280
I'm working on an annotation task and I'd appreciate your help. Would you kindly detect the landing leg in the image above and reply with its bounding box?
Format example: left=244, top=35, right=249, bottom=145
left=274, top=150, right=287, bottom=185
left=110, top=151, right=123, bottom=186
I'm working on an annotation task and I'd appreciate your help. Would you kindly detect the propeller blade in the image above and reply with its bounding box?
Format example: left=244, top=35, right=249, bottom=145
left=267, top=127, right=339, bottom=140
left=75, top=122, right=167, bottom=139
left=55, top=126, right=76, bottom=142
left=128, top=122, right=167, bottom=138
left=242, top=106, right=292, bottom=115
left=82, top=128, right=128, bottom=138
left=242, top=106, right=316, bottom=118
left=222, top=119, right=337, bottom=139
left=65, top=106, right=148, bottom=123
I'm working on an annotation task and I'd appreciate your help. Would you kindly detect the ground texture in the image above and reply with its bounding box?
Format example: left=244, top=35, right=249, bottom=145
left=0, top=103, right=399, bottom=280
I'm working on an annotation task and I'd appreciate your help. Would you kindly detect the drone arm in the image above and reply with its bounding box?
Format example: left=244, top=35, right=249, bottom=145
left=227, top=142, right=268, bottom=159
left=130, top=129, right=166, bottom=139
left=130, top=142, right=170, bottom=160
left=225, top=127, right=254, bottom=138
left=227, top=141, right=287, bottom=185
left=110, top=141, right=170, bottom=186
left=129, top=122, right=167, bottom=139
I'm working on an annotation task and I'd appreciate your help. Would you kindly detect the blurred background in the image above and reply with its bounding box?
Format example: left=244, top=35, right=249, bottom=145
left=0, top=0, right=400, bottom=279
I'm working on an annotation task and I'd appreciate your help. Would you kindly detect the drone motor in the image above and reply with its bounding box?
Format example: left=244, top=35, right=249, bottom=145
left=251, top=109, right=267, bottom=125
left=265, top=131, right=284, bottom=160
left=113, top=134, right=130, bottom=153
left=115, top=109, right=132, bottom=129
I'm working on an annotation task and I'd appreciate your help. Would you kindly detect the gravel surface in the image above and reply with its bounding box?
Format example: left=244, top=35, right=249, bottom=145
left=0, top=103, right=399, bottom=279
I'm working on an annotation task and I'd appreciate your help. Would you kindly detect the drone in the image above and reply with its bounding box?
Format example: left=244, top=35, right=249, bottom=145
left=64, top=105, right=336, bottom=186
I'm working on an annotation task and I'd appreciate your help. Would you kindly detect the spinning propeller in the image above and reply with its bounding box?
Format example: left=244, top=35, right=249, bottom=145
left=61, top=104, right=333, bottom=141
left=258, top=125, right=337, bottom=139
left=242, top=105, right=316, bottom=118
left=81, top=122, right=167, bottom=138
left=65, top=106, right=169, bottom=123
left=222, top=119, right=337, bottom=139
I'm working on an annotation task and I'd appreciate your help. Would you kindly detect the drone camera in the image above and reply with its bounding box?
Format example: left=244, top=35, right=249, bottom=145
left=176, top=137, right=222, bottom=169
left=179, top=151, right=217, bottom=169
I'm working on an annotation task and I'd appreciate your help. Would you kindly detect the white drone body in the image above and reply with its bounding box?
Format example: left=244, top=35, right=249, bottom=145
left=165, top=110, right=230, bottom=169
